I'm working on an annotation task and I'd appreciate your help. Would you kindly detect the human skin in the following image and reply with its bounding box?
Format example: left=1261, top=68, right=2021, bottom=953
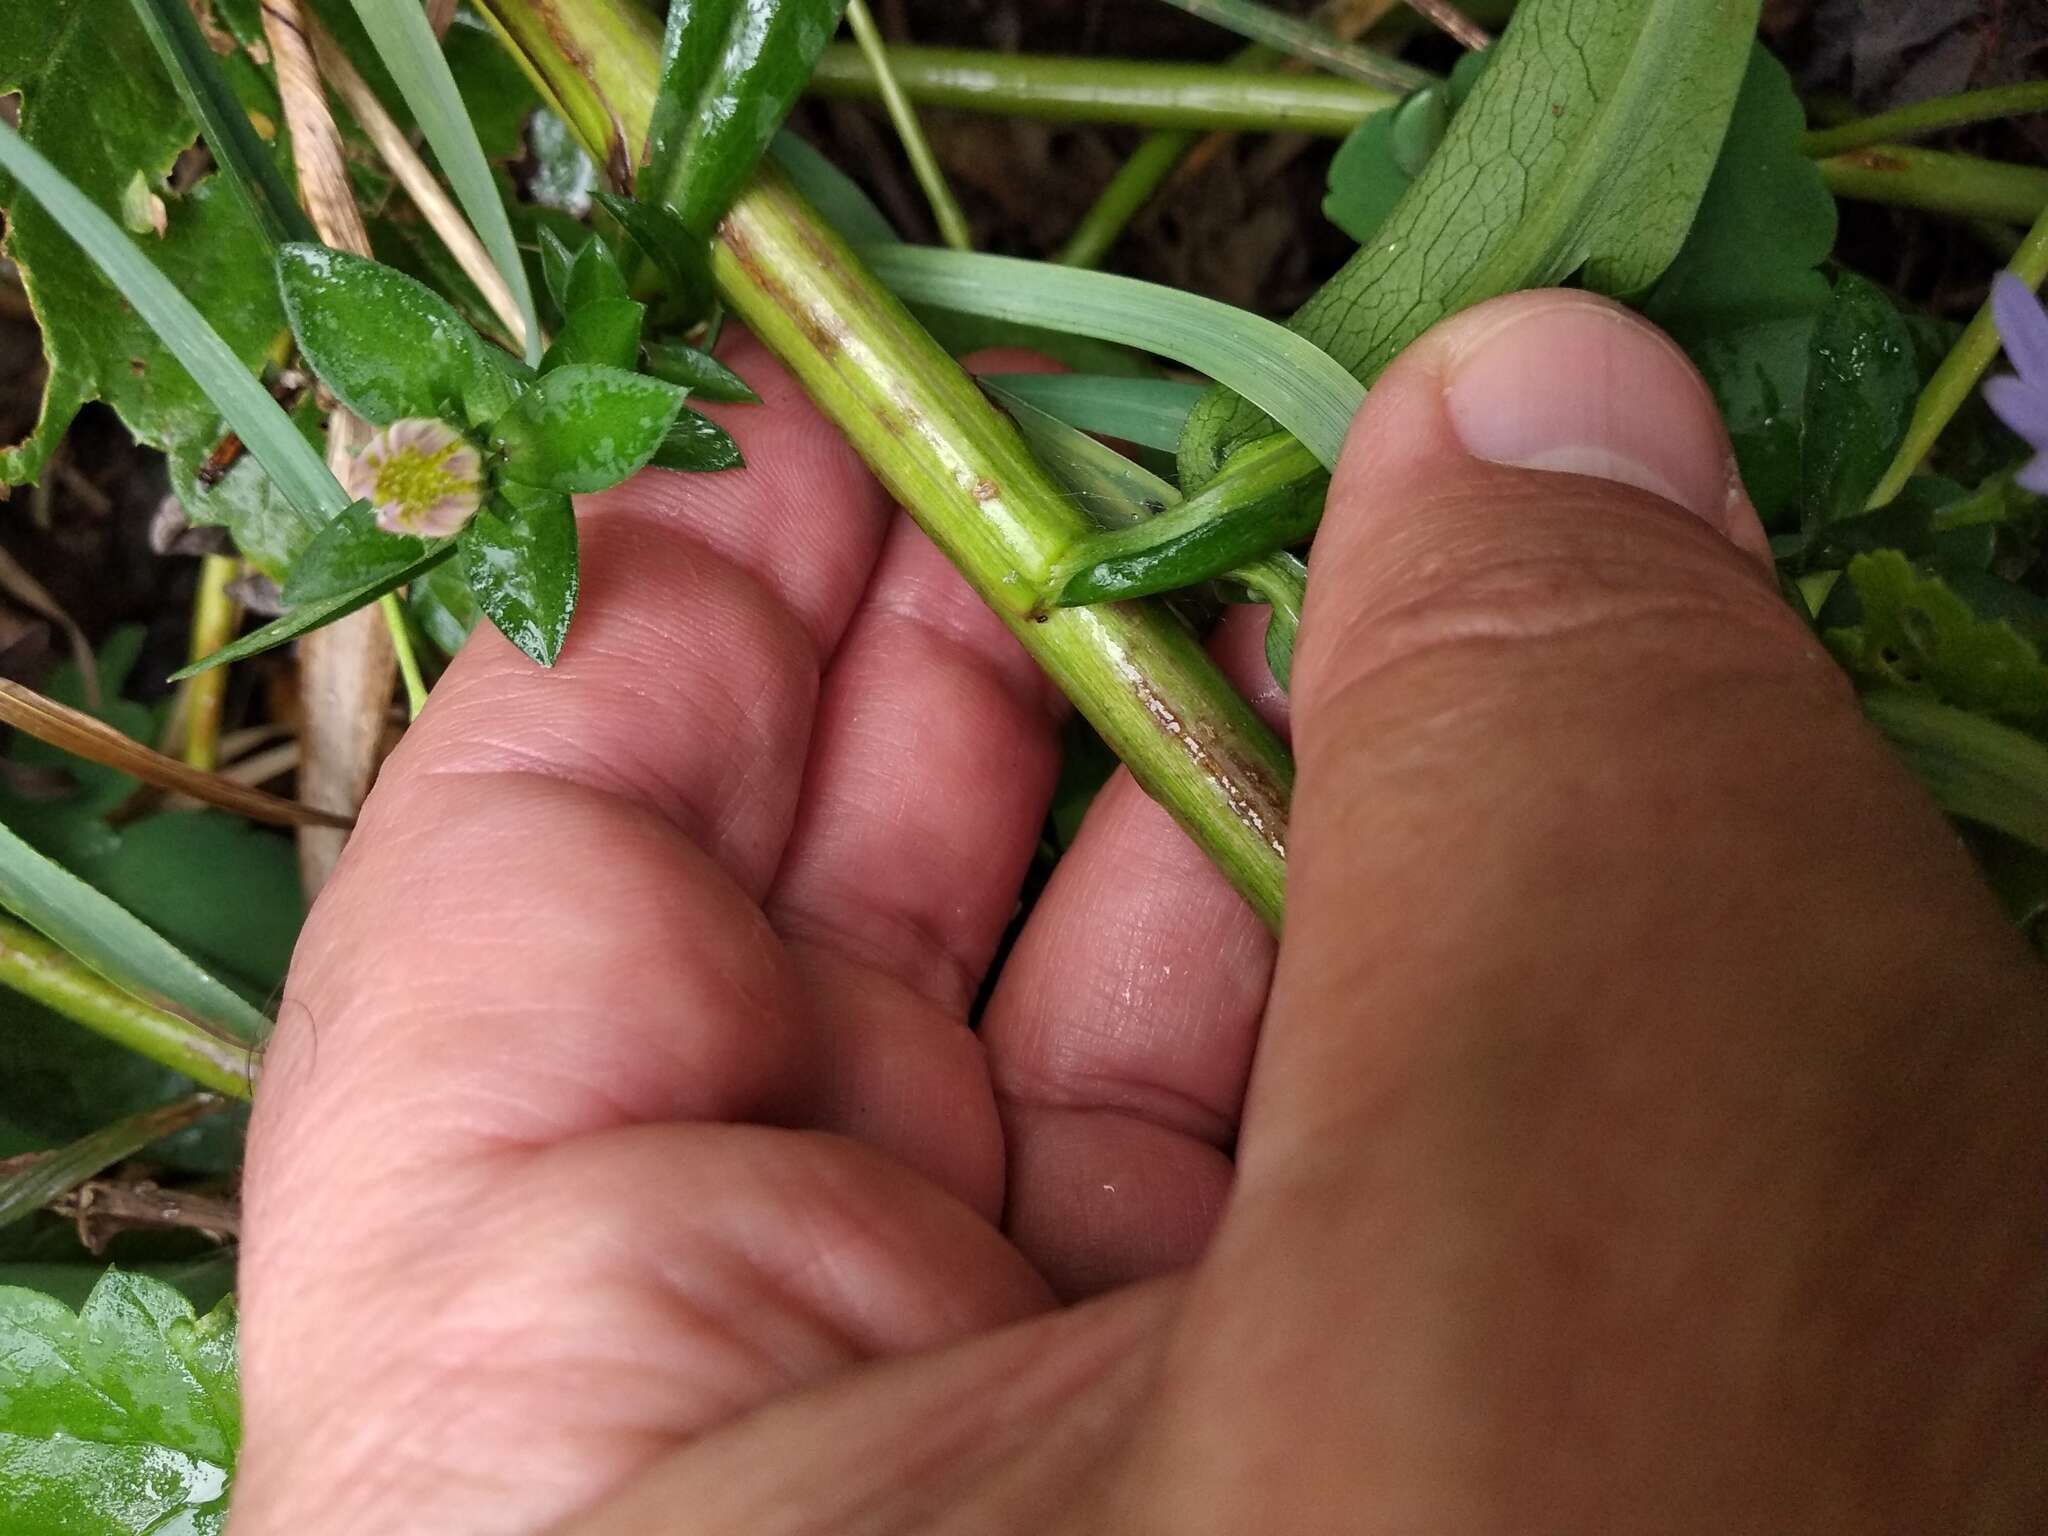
left=228, top=292, right=2048, bottom=1534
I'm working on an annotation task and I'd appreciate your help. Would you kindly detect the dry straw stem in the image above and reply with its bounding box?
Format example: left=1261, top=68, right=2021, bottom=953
left=260, top=0, right=400, bottom=895
left=310, top=18, right=532, bottom=350
left=0, top=677, right=353, bottom=829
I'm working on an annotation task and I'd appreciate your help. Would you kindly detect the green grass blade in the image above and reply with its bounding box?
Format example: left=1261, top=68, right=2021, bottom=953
left=346, top=0, right=543, bottom=364
left=979, top=372, right=1204, bottom=452
left=172, top=545, right=459, bottom=679
left=867, top=245, right=1365, bottom=469
left=0, top=122, right=343, bottom=527
left=1152, top=0, right=1430, bottom=91
left=987, top=384, right=1178, bottom=529
left=1862, top=692, right=2048, bottom=853
left=0, top=822, right=272, bottom=1044
left=0, top=1097, right=229, bottom=1234
left=770, top=130, right=898, bottom=243
left=126, top=0, right=319, bottom=248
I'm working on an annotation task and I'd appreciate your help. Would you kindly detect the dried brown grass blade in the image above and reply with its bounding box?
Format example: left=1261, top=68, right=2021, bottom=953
left=0, top=677, right=353, bottom=828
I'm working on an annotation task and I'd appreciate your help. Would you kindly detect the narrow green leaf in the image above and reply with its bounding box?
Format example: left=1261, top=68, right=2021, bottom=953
left=282, top=500, right=449, bottom=608
left=769, top=128, right=897, bottom=245
left=641, top=339, right=761, bottom=402
left=1183, top=0, right=1762, bottom=485
left=461, top=489, right=580, bottom=666
left=541, top=298, right=646, bottom=373
left=124, top=0, right=315, bottom=249
left=0, top=1270, right=238, bottom=1535
left=1238, top=551, right=1307, bottom=690
left=1864, top=691, right=2048, bottom=854
left=979, top=373, right=1204, bottom=453
left=492, top=365, right=687, bottom=492
left=866, top=246, right=1364, bottom=471
left=0, top=820, right=269, bottom=1043
left=344, top=0, right=543, bottom=364
left=648, top=406, right=746, bottom=472
left=276, top=244, right=489, bottom=428
left=173, top=545, right=458, bottom=678
left=591, top=191, right=716, bottom=321
left=538, top=223, right=579, bottom=317
left=643, top=0, right=851, bottom=238
left=1152, top=0, right=1428, bottom=91
left=1803, top=272, right=1918, bottom=526
left=0, top=121, right=344, bottom=526
left=0, top=1096, right=225, bottom=1234
left=985, top=385, right=1175, bottom=527
left=564, top=233, right=630, bottom=312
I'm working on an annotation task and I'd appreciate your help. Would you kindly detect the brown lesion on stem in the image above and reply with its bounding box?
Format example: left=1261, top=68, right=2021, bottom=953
left=1126, top=669, right=1290, bottom=861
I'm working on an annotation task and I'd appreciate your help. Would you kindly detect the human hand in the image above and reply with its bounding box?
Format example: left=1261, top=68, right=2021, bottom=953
left=229, top=294, right=2048, bottom=1535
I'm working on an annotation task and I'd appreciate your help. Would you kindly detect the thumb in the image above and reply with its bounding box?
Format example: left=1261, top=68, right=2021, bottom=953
left=1117, top=292, right=2048, bottom=1529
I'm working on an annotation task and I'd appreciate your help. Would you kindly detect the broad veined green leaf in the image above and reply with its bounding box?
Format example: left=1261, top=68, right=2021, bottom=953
left=174, top=544, right=458, bottom=678
left=276, top=244, right=491, bottom=427
left=0, top=1269, right=238, bottom=1536
left=1323, top=53, right=1488, bottom=245
left=866, top=246, right=1364, bottom=471
left=1802, top=272, right=1918, bottom=526
left=1182, top=0, right=1762, bottom=485
left=461, top=488, right=580, bottom=667
left=641, top=339, right=761, bottom=403
left=0, top=0, right=293, bottom=492
left=1826, top=551, right=2048, bottom=726
left=492, top=365, right=687, bottom=492
left=541, top=298, right=647, bottom=374
left=282, top=499, right=449, bottom=608
left=979, top=373, right=1205, bottom=454
left=1641, top=47, right=1836, bottom=344
left=343, top=0, right=542, bottom=363
left=642, top=0, right=852, bottom=238
left=649, top=407, right=745, bottom=472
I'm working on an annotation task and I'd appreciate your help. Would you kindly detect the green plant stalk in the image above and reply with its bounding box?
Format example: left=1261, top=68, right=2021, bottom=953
left=806, top=43, right=1400, bottom=135
left=179, top=554, right=241, bottom=771
left=1814, top=145, right=2048, bottom=225
left=0, top=1093, right=226, bottom=1233
left=475, top=0, right=1293, bottom=927
left=0, top=916, right=253, bottom=1100
left=1866, top=198, right=2048, bottom=510
left=844, top=0, right=973, bottom=252
left=1056, top=43, right=1277, bottom=270
left=381, top=593, right=430, bottom=718
left=1801, top=80, right=2048, bottom=158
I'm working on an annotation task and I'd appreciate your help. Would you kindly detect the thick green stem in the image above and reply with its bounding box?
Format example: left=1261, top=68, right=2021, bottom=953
left=807, top=43, right=1399, bottom=135
left=1867, top=201, right=2048, bottom=510
left=1814, top=145, right=2048, bottom=226
left=476, top=0, right=1293, bottom=927
left=1801, top=80, right=2048, bottom=158
left=0, top=916, right=254, bottom=1100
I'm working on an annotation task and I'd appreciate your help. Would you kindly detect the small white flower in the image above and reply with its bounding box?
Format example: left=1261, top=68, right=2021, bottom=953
left=344, top=418, right=484, bottom=537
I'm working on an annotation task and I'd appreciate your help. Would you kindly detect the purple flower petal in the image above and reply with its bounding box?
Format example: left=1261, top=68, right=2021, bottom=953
left=1983, top=373, right=2048, bottom=454
left=1991, top=272, right=2048, bottom=388
left=2018, top=451, right=2048, bottom=498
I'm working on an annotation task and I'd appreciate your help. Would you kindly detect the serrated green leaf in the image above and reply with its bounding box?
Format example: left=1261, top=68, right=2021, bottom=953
left=641, top=339, right=761, bottom=403
left=0, top=0, right=296, bottom=494
left=175, top=544, right=457, bottom=678
left=0, top=1269, right=238, bottom=1536
left=1803, top=272, right=1918, bottom=526
left=648, top=406, right=745, bottom=473
left=461, top=489, right=579, bottom=666
left=1184, top=0, right=1761, bottom=486
left=642, top=0, right=851, bottom=239
left=276, top=244, right=490, bottom=427
left=1826, top=550, right=2048, bottom=725
left=542, top=298, right=646, bottom=374
left=1641, top=47, right=1836, bottom=344
left=492, top=365, right=686, bottom=493
left=282, top=499, right=447, bottom=607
